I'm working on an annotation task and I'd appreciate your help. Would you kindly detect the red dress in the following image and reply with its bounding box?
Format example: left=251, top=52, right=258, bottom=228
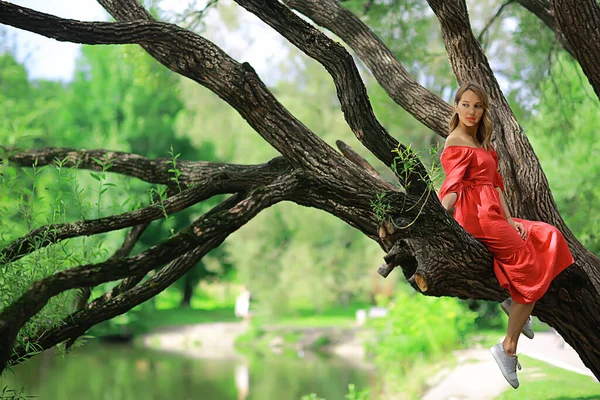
left=439, top=146, right=574, bottom=304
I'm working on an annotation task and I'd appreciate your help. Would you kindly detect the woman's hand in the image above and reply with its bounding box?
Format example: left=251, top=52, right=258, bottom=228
left=507, top=217, right=527, bottom=240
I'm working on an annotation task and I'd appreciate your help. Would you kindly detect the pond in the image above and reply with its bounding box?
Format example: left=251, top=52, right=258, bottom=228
left=1, top=343, right=377, bottom=400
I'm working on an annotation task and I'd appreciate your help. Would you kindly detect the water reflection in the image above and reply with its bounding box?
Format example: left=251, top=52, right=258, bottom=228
left=1, top=343, right=375, bottom=400
left=235, top=363, right=249, bottom=400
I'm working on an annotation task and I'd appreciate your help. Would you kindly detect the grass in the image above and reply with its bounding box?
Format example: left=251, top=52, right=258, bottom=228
left=131, top=302, right=364, bottom=339
left=274, top=314, right=357, bottom=328
left=495, top=355, right=599, bottom=399
left=259, top=304, right=368, bottom=328
left=467, top=328, right=505, bottom=348
left=383, top=352, right=458, bottom=399
left=138, top=306, right=238, bottom=333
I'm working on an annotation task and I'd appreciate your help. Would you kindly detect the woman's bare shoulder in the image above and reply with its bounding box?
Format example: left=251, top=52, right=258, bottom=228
left=444, top=132, right=473, bottom=148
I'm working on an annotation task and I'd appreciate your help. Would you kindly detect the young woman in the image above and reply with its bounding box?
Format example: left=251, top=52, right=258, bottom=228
left=438, top=82, right=574, bottom=389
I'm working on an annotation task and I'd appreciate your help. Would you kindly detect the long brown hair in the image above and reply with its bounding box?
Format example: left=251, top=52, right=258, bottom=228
left=449, top=82, right=493, bottom=150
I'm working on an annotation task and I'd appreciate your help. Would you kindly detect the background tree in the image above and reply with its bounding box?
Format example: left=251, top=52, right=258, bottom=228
left=1, top=0, right=600, bottom=380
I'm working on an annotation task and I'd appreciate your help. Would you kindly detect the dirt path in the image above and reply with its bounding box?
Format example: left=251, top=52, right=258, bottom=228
left=423, top=348, right=509, bottom=400
left=422, top=332, right=596, bottom=400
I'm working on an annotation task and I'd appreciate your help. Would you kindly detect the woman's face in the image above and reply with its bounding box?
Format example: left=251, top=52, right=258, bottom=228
left=455, top=90, right=484, bottom=128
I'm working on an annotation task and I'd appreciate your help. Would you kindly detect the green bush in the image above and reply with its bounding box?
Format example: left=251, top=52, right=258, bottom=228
left=368, top=291, right=477, bottom=372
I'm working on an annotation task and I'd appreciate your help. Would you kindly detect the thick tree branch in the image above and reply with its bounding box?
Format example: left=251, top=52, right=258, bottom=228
left=283, top=0, right=452, bottom=138
left=4, top=146, right=172, bottom=183
left=0, top=0, right=194, bottom=45
left=4, top=147, right=289, bottom=188
left=0, top=156, right=292, bottom=264
left=234, top=0, right=429, bottom=195
left=0, top=173, right=299, bottom=373
left=550, top=0, right=600, bottom=100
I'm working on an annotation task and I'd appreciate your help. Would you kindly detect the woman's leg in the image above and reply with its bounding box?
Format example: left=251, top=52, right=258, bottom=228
left=503, top=301, right=535, bottom=356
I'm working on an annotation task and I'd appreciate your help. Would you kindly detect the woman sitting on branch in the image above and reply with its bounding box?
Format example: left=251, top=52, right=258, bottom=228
left=438, top=82, right=574, bottom=389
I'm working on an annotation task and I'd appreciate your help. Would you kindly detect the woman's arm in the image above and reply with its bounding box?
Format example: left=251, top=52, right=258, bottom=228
left=441, top=192, right=458, bottom=214
left=496, top=187, right=512, bottom=219
left=496, top=187, right=527, bottom=239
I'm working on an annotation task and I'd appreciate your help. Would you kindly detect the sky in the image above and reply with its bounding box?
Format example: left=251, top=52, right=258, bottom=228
left=4, top=0, right=514, bottom=97
left=5, top=0, right=287, bottom=82
left=6, top=0, right=110, bottom=81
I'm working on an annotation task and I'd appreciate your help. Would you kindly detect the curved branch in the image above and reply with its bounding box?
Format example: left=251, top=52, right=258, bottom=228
left=4, top=147, right=289, bottom=188
left=234, top=0, right=430, bottom=195
left=4, top=146, right=174, bottom=184
left=0, top=157, right=292, bottom=264
left=10, top=245, right=209, bottom=366
left=67, top=222, right=150, bottom=347
left=283, top=0, right=452, bottom=137
left=0, top=0, right=193, bottom=45
left=0, top=173, right=299, bottom=373
left=73, top=223, right=150, bottom=306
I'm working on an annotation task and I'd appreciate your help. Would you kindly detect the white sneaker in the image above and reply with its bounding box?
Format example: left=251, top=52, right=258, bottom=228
left=501, top=298, right=534, bottom=339
left=490, top=343, right=521, bottom=389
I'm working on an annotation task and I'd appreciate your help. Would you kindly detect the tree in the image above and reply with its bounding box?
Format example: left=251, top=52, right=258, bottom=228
left=1, top=0, right=600, bottom=378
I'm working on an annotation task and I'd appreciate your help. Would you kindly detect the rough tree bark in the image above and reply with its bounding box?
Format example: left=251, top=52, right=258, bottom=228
left=0, top=0, right=600, bottom=379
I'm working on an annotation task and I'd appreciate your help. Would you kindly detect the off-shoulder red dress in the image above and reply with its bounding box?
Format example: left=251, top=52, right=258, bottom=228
left=439, top=146, right=574, bottom=304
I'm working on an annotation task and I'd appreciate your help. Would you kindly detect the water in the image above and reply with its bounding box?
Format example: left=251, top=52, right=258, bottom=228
left=1, top=343, right=376, bottom=400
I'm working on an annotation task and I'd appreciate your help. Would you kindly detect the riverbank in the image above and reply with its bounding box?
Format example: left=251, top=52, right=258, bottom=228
left=140, top=322, right=599, bottom=400
left=141, top=321, right=372, bottom=363
left=141, top=321, right=247, bottom=359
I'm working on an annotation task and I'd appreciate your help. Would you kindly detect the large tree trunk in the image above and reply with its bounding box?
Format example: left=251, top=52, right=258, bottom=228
left=1, top=0, right=600, bottom=379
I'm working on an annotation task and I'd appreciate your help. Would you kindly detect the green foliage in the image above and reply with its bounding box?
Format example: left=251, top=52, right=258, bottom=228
left=374, top=143, right=442, bottom=229
left=505, top=3, right=561, bottom=106
left=227, top=205, right=382, bottom=317
left=523, top=53, right=600, bottom=255
left=371, top=192, right=392, bottom=222
left=0, top=45, right=232, bottom=349
left=0, top=386, right=34, bottom=400
left=167, top=145, right=183, bottom=193
left=301, top=384, right=370, bottom=400
left=368, top=291, right=477, bottom=372
left=361, top=292, right=476, bottom=398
